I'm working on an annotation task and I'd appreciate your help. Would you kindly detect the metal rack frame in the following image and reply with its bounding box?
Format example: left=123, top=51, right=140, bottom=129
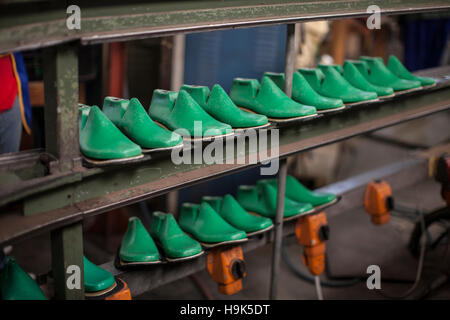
left=1, top=0, right=450, bottom=300
left=100, top=157, right=430, bottom=297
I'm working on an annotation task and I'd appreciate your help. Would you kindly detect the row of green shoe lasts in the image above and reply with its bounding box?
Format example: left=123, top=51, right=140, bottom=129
left=0, top=175, right=336, bottom=299
left=118, top=175, right=337, bottom=264
left=0, top=255, right=120, bottom=300
left=79, top=55, right=435, bottom=162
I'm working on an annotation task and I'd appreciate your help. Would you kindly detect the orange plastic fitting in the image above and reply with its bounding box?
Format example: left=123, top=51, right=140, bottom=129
left=105, top=278, right=132, bottom=300
left=295, top=212, right=329, bottom=276
left=364, top=180, right=393, bottom=225
left=206, top=245, right=246, bottom=295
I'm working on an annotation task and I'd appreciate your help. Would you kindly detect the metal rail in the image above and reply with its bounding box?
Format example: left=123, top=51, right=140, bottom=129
left=1, top=0, right=450, bottom=53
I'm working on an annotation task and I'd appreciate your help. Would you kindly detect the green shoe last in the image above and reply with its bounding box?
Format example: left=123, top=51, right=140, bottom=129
left=387, top=55, right=435, bottom=87
left=150, top=211, right=203, bottom=260
left=178, top=202, right=247, bottom=245
left=202, top=194, right=273, bottom=235
left=181, top=84, right=268, bottom=128
left=343, top=61, right=394, bottom=97
left=283, top=175, right=336, bottom=207
left=299, top=67, right=377, bottom=104
left=229, top=76, right=316, bottom=119
left=236, top=181, right=313, bottom=219
left=359, top=56, right=421, bottom=91
left=149, top=89, right=232, bottom=138
left=84, top=256, right=115, bottom=293
left=316, top=64, right=378, bottom=103
left=119, top=216, right=160, bottom=263
left=0, top=257, right=47, bottom=300
left=264, top=71, right=344, bottom=112
left=103, top=97, right=182, bottom=150
left=78, top=105, right=142, bottom=160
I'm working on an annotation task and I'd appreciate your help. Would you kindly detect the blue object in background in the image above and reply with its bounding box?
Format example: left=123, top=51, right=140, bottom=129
left=13, top=52, right=32, bottom=134
left=403, top=18, right=450, bottom=71
left=184, top=25, right=286, bottom=91
left=179, top=25, right=286, bottom=209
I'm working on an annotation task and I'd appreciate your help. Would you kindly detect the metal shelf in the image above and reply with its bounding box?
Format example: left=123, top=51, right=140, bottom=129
left=99, top=157, right=430, bottom=297
left=1, top=66, right=450, bottom=247
left=1, top=0, right=450, bottom=53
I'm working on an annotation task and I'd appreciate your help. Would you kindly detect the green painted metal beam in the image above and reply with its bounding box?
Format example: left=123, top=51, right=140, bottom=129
left=42, top=43, right=81, bottom=173
left=1, top=0, right=450, bottom=53
left=22, top=42, right=82, bottom=216
left=51, top=222, right=85, bottom=300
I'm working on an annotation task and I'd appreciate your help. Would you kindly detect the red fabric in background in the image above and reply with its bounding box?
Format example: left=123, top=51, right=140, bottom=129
left=0, top=54, right=18, bottom=113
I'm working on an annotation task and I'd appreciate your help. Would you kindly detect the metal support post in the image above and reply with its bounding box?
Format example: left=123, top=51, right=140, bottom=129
left=43, top=42, right=80, bottom=173
left=44, top=43, right=84, bottom=300
left=24, top=42, right=81, bottom=216
left=269, top=23, right=296, bottom=300
left=283, top=24, right=297, bottom=96
left=166, top=34, right=186, bottom=216
left=51, top=222, right=85, bottom=300
left=269, top=158, right=288, bottom=299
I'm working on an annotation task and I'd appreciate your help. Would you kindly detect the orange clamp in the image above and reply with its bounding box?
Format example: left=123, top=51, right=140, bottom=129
left=206, top=245, right=246, bottom=295
left=364, top=180, right=392, bottom=225
left=295, top=212, right=329, bottom=276
left=104, top=278, right=132, bottom=300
